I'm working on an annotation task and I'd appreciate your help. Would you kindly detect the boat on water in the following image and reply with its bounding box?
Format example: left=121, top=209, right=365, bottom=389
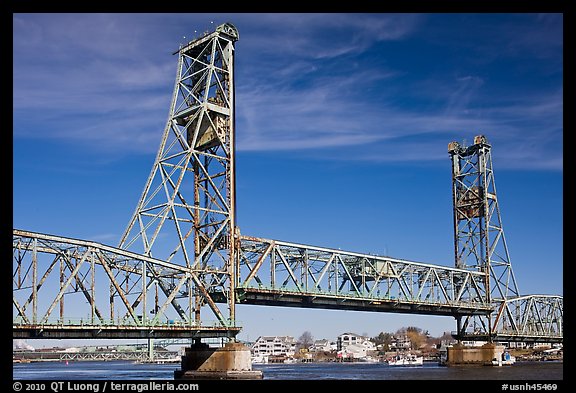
left=491, top=351, right=516, bottom=366
left=135, top=357, right=181, bottom=364
left=359, top=356, right=379, bottom=363
left=387, top=354, right=423, bottom=366
left=251, top=354, right=269, bottom=364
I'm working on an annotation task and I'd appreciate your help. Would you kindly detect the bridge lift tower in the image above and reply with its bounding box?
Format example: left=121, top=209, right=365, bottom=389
left=448, top=136, right=561, bottom=343
left=118, top=23, right=240, bottom=333
left=449, top=135, right=520, bottom=339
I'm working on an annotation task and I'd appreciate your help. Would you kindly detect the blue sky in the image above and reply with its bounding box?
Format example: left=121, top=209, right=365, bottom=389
left=13, top=13, right=563, bottom=345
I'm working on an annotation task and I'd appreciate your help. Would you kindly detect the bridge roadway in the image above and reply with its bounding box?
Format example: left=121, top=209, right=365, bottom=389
left=13, top=229, right=492, bottom=339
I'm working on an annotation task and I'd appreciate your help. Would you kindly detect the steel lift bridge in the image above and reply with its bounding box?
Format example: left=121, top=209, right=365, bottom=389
left=13, top=23, right=562, bottom=345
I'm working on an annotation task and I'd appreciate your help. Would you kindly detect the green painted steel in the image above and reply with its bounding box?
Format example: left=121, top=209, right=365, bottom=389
left=12, top=24, right=562, bottom=344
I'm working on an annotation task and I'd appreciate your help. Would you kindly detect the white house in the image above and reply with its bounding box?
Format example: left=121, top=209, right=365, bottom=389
left=309, top=339, right=336, bottom=352
left=390, top=335, right=412, bottom=351
left=338, top=332, right=365, bottom=349
left=337, top=333, right=375, bottom=355
left=251, top=336, right=297, bottom=357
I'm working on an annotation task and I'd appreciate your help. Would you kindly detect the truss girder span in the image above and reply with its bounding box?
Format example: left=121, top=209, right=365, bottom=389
left=457, top=295, right=563, bottom=343
left=13, top=230, right=239, bottom=339
left=235, top=236, right=492, bottom=316
left=493, top=295, right=563, bottom=342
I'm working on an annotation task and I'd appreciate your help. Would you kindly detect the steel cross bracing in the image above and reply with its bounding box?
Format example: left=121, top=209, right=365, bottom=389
left=13, top=23, right=562, bottom=343
left=236, top=236, right=491, bottom=316
left=449, top=135, right=520, bottom=301
left=448, top=136, right=562, bottom=342
left=490, top=295, right=563, bottom=342
left=117, top=23, right=240, bottom=332
left=450, top=295, right=563, bottom=343
left=11, top=228, right=492, bottom=339
left=13, top=229, right=240, bottom=339
left=14, top=349, right=181, bottom=362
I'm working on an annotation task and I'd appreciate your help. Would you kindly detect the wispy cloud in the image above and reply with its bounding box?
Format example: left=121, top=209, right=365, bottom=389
left=13, top=14, right=562, bottom=170
left=88, top=232, right=122, bottom=244
left=238, top=13, right=420, bottom=59
left=13, top=14, right=177, bottom=154
left=237, top=76, right=562, bottom=171
left=237, top=64, right=400, bottom=151
left=443, top=75, right=485, bottom=116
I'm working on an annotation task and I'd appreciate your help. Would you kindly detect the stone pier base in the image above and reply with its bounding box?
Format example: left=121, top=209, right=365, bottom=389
left=174, top=341, right=263, bottom=380
left=446, top=342, right=505, bottom=366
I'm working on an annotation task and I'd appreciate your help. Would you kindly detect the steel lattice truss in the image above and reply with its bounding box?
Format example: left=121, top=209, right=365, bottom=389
left=456, top=295, right=563, bottom=343
left=12, top=23, right=562, bottom=344
left=492, top=295, right=563, bottom=341
left=13, top=229, right=239, bottom=339
left=118, top=23, right=240, bottom=329
left=236, top=236, right=492, bottom=316
left=448, top=135, right=519, bottom=302
left=448, top=136, right=562, bottom=341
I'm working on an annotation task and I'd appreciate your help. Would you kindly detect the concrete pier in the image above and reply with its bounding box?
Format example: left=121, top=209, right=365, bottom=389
left=174, top=341, right=263, bottom=380
left=446, top=342, right=505, bottom=366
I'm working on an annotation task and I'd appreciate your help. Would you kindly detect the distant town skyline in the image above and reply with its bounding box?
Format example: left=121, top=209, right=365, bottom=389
left=14, top=325, right=446, bottom=350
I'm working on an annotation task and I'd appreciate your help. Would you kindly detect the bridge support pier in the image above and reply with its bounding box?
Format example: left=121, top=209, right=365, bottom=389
left=446, top=342, right=505, bottom=366
left=174, top=341, right=263, bottom=380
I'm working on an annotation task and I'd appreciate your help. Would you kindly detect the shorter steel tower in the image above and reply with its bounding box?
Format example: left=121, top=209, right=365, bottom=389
left=448, top=135, right=520, bottom=339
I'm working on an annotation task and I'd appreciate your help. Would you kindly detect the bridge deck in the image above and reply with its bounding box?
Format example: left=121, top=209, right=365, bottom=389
left=13, top=324, right=240, bottom=339
left=235, top=288, right=491, bottom=316
left=456, top=333, right=563, bottom=344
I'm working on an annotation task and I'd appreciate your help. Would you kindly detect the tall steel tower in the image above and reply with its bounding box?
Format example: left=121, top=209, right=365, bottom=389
left=118, top=23, right=240, bottom=330
left=448, top=135, right=520, bottom=339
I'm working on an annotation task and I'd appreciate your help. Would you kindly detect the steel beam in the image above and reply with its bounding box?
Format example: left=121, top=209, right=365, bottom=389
left=13, top=229, right=237, bottom=339
left=236, top=235, right=492, bottom=316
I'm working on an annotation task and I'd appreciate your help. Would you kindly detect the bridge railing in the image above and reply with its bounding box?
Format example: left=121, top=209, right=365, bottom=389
left=12, top=316, right=200, bottom=327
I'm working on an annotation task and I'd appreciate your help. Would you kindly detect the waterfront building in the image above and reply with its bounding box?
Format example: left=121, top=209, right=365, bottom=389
left=390, top=335, right=412, bottom=351
left=251, top=336, right=297, bottom=358
left=505, top=342, right=527, bottom=349
left=13, top=340, right=35, bottom=351
left=309, top=339, right=337, bottom=352
left=337, top=333, right=376, bottom=357
left=337, top=332, right=370, bottom=349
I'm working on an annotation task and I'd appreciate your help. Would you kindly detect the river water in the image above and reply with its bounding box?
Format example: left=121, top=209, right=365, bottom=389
left=13, top=360, right=563, bottom=381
